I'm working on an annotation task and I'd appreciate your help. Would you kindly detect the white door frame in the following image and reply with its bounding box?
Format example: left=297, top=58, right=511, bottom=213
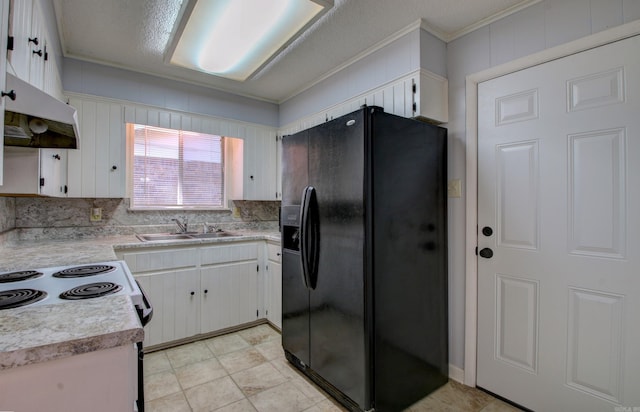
left=463, top=19, right=640, bottom=387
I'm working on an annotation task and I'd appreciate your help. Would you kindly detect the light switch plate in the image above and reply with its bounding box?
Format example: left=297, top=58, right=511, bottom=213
left=448, top=179, right=462, bottom=198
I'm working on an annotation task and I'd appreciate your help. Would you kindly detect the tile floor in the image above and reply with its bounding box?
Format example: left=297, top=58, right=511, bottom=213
left=144, top=324, right=522, bottom=412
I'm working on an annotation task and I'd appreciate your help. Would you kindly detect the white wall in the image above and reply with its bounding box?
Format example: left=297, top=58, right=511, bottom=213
left=446, top=0, right=640, bottom=372
left=62, top=58, right=279, bottom=127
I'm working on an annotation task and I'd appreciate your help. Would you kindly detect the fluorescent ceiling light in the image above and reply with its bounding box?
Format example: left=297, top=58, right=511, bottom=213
left=167, top=0, right=333, bottom=81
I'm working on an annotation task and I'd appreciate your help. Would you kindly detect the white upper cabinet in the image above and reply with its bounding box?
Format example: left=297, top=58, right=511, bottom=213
left=279, top=68, right=449, bottom=137
left=7, top=0, right=61, bottom=99
left=6, top=0, right=34, bottom=82
left=67, top=96, right=126, bottom=198
left=0, top=147, right=68, bottom=197
left=242, top=127, right=278, bottom=201
left=0, top=0, right=9, bottom=185
left=27, top=1, right=45, bottom=91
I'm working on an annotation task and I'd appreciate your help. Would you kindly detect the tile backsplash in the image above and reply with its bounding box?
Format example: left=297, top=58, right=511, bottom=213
left=4, top=197, right=279, bottom=240
left=0, top=197, right=16, bottom=233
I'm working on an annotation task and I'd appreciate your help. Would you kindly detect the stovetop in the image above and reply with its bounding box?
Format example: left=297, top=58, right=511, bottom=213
left=0, top=261, right=142, bottom=310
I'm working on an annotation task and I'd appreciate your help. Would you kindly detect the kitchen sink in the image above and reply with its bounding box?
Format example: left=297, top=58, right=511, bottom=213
left=136, top=233, right=194, bottom=242
left=136, top=231, right=237, bottom=242
left=188, top=232, right=235, bottom=239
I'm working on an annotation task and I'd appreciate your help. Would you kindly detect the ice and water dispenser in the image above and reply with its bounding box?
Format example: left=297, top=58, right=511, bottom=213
left=281, top=205, right=301, bottom=253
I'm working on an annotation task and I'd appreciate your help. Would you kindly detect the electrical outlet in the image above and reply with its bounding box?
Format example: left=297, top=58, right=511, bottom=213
left=90, top=207, right=102, bottom=222
left=447, top=179, right=462, bottom=198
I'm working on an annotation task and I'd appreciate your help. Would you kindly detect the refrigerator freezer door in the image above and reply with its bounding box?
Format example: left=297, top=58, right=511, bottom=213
left=307, top=110, right=369, bottom=409
left=281, top=131, right=311, bottom=367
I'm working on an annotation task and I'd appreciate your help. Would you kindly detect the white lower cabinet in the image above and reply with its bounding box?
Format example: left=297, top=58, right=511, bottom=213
left=265, top=242, right=282, bottom=329
left=200, top=242, right=260, bottom=333
left=201, top=261, right=259, bottom=332
left=118, top=241, right=264, bottom=348
left=134, top=269, right=200, bottom=347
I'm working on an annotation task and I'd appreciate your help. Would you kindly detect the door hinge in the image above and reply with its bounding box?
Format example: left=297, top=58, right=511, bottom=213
left=7, top=36, right=13, bottom=51
left=412, top=102, right=417, bottom=112
left=40, top=178, right=45, bottom=187
left=475, top=246, right=478, bottom=256
left=256, top=264, right=259, bottom=272
left=256, top=309, right=259, bottom=318
left=412, top=83, right=416, bottom=93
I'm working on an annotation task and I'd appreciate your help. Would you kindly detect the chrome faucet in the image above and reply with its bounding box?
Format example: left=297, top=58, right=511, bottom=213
left=171, top=217, right=188, bottom=233
left=203, top=222, right=221, bottom=233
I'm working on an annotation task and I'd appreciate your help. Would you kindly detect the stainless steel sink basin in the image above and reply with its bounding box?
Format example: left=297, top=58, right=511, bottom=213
left=188, top=232, right=235, bottom=239
left=136, top=233, right=194, bottom=242
left=136, top=231, right=237, bottom=242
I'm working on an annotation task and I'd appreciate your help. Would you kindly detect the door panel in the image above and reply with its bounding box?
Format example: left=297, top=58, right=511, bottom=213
left=281, top=131, right=310, bottom=366
left=477, top=35, right=640, bottom=411
left=308, top=111, right=367, bottom=408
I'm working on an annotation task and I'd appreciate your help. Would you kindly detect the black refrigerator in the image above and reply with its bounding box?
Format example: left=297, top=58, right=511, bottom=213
left=280, top=106, right=448, bottom=411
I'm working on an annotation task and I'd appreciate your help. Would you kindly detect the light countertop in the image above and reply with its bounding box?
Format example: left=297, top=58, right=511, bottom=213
left=0, top=231, right=281, bottom=272
left=0, top=295, right=143, bottom=370
left=0, top=231, right=281, bottom=370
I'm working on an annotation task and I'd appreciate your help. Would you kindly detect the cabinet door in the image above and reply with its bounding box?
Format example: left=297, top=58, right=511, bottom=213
left=27, top=1, right=45, bottom=90
left=265, top=242, right=282, bottom=328
left=7, top=0, right=34, bottom=82
left=135, top=269, right=200, bottom=347
left=40, top=149, right=67, bottom=197
left=267, top=261, right=282, bottom=329
left=243, top=128, right=277, bottom=200
left=200, top=261, right=259, bottom=333
left=67, top=97, right=125, bottom=197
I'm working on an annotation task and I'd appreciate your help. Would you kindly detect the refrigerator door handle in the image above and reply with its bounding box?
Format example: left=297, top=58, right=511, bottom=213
left=300, top=186, right=320, bottom=290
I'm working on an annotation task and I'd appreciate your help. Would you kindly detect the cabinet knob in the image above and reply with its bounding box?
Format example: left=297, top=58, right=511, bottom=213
left=190, top=291, right=195, bottom=296
left=250, top=175, right=254, bottom=180
left=111, top=165, right=118, bottom=171
left=276, top=252, right=281, bottom=256
left=203, top=289, right=208, bottom=294
left=1, top=90, right=16, bottom=101
left=28, top=37, right=39, bottom=45
left=33, top=49, right=43, bottom=57
left=52, top=154, right=61, bottom=160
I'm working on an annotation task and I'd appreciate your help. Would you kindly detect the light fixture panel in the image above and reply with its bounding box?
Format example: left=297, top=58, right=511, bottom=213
left=167, top=0, right=333, bottom=81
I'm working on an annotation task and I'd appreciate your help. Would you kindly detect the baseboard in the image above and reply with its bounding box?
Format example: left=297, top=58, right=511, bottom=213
left=449, top=364, right=465, bottom=384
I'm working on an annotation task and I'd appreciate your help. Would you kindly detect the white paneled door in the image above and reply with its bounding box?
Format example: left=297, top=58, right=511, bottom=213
left=477, top=35, right=640, bottom=411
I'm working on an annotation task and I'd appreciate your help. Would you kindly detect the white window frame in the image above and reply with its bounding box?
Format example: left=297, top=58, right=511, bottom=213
left=126, top=123, right=231, bottom=210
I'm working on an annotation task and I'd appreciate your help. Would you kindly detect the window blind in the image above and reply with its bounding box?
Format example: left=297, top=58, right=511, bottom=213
left=132, top=125, right=224, bottom=208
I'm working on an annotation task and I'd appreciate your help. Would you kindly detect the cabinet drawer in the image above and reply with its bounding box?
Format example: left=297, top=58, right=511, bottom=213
left=122, top=248, right=199, bottom=273
left=201, top=243, right=259, bottom=265
left=267, top=243, right=281, bottom=263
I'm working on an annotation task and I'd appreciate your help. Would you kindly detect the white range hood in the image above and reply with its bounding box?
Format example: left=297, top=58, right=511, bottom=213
left=3, top=73, right=79, bottom=149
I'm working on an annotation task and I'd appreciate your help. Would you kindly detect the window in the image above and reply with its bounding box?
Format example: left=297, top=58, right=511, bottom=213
left=131, top=124, right=224, bottom=208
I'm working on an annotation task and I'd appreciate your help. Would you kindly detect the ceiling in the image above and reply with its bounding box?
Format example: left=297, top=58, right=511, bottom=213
left=53, top=0, right=539, bottom=103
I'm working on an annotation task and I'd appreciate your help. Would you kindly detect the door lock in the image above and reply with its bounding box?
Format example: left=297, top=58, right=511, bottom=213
left=479, top=248, right=494, bottom=259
